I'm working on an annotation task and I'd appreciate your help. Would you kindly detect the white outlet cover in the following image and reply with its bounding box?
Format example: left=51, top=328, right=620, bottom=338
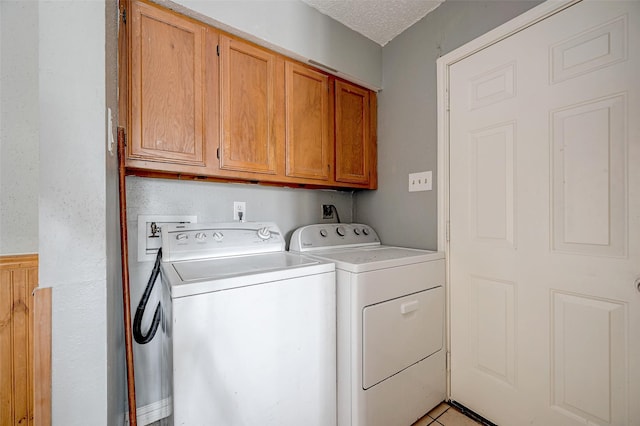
left=233, top=201, right=246, bottom=221
left=137, top=214, right=197, bottom=262
left=408, top=171, right=433, bottom=192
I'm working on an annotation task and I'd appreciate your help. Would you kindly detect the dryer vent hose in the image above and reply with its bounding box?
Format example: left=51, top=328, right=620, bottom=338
left=133, top=248, right=162, bottom=344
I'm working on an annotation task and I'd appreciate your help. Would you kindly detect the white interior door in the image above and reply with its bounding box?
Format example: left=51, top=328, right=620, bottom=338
left=448, top=1, right=639, bottom=424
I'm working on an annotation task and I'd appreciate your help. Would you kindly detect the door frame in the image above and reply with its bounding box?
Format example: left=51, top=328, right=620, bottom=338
left=435, top=0, right=581, bottom=399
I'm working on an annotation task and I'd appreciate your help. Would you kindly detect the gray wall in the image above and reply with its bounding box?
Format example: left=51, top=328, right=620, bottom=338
left=0, top=0, right=39, bottom=255
left=355, top=1, right=542, bottom=250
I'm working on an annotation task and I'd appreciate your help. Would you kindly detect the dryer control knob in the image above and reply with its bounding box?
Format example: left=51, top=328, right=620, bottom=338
left=362, top=228, right=370, bottom=236
left=320, top=229, right=328, bottom=237
left=195, top=232, right=206, bottom=241
left=212, top=232, right=224, bottom=242
left=336, top=226, right=346, bottom=237
left=176, top=233, right=188, bottom=241
left=257, top=227, right=271, bottom=240
left=354, top=228, right=361, bottom=235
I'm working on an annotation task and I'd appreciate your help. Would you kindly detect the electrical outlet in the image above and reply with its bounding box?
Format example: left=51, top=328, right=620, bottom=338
left=137, top=215, right=197, bottom=262
left=322, top=204, right=335, bottom=220
left=233, top=201, right=246, bottom=221
left=408, top=171, right=433, bottom=192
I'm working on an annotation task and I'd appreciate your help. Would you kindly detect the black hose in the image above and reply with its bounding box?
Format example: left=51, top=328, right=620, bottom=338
left=133, top=248, right=162, bottom=344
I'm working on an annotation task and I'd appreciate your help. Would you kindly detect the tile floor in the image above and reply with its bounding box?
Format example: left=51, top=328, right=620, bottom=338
left=412, top=402, right=483, bottom=426
left=148, top=401, right=483, bottom=426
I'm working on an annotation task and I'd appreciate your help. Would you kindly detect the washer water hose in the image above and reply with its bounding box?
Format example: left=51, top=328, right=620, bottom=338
left=133, top=248, right=162, bottom=344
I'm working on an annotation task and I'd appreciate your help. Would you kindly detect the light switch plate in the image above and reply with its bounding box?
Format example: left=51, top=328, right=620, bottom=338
left=408, top=171, right=433, bottom=192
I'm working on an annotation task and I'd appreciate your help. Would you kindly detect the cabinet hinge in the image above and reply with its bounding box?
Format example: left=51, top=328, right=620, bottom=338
left=216, top=147, right=220, bottom=159
left=216, top=45, right=220, bottom=56
left=121, top=8, right=126, bottom=24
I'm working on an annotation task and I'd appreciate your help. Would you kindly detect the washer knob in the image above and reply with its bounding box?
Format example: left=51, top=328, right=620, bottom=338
left=336, top=226, right=346, bottom=237
left=257, top=227, right=271, bottom=240
left=354, top=228, right=361, bottom=235
left=362, top=228, right=370, bottom=236
left=176, top=233, right=188, bottom=241
left=195, top=232, right=206, bottom=241
left=212, top=232, right=224, bottom=242
left=319, top=229, right=328, bottom=237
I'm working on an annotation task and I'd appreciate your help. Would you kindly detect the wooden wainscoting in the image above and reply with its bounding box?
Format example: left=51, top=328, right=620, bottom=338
left=0, top=254, right=51, bottom=426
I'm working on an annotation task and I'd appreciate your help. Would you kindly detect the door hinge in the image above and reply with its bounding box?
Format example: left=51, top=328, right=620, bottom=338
left=216, top=147, right=220, bottom=159
left=121, top=8, right=126, bottom=24
left=445, top=89, right=450, bottom=112
left=216, top=45, right=220, bottom=56
left=446, top=221, right=450, bottom=242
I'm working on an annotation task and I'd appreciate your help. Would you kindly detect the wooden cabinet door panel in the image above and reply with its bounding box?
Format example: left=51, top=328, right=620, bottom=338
left=285, top=62, right=330, bottom=181
left=129, top=1, right=206, bottom=166
left=220, top=36, right=278, bottom=174
left=335, top=80, right=370, bottom=184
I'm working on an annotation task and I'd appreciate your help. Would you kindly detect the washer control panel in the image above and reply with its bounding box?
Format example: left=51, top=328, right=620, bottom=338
left=162, top=222, right=284, bottom=262
left=289, top=223, right=380, bottom=252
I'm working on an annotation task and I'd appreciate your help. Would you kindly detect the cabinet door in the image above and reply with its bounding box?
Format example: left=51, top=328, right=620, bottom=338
left=285, top=62, right=330, bottom=181
left=335, top=80, right=371, bottom=185
left=128, top=1, right=209, bottom=169
left=219, top=35, right=279, bottom=174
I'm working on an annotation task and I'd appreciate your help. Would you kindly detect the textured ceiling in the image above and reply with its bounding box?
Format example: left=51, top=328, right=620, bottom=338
left=301, top=0, right=444, bottom=46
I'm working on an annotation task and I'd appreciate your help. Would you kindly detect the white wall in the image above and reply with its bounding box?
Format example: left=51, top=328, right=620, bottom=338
left=38, top=0, right=110, bottom=424
left=355, top=1, right=543, bottom=249
left=0, top=0, right=39, bottom=255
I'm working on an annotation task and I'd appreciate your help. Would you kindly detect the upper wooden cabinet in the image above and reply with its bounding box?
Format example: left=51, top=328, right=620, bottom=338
left=219, top=35, right=281, bottom=175
left=121, top=0, right=376, bottom=189
left=285, top=62, right=331, bottom=182
left=124, top=0, right=218, bottom=175
left=334, top=80, right=375, bottom=186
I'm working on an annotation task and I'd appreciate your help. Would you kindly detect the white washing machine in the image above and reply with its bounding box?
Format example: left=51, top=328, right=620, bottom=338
left=290, top=223, right=446, bottom=426
left=160, top=222, right=336, bottom=426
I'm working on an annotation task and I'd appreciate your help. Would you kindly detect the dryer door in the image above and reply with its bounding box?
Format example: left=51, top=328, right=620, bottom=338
left=362, top=286, right=444, bottom=389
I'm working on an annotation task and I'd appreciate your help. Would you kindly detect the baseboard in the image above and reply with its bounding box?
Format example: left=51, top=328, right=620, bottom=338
left=124, top=397, right=172, bottom=426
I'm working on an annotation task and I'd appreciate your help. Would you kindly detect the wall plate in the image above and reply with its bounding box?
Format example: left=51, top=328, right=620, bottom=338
left=137, top=215, right=197, bottom=262
left=408, top=171, right=433, bottom=192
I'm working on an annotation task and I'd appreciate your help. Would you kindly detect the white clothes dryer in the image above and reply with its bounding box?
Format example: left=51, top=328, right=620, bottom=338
left=290, top=223, right=446, bottom=426
left=161, top=222, right=336, bottom=426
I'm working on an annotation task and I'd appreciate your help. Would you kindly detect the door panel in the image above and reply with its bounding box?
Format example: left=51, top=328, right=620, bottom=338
left=551, top=94, right=627, bottom=256
left=285, top=62, right=330, bottom=181
left=219, top=35, right=278, bottom=174
left=335, top=80, right=370, bottom=184
left=448, top=1, right=639, bottom=424
left=551, top=291, right=627, bottom=425
left=129, top=1, right=206, bottom=165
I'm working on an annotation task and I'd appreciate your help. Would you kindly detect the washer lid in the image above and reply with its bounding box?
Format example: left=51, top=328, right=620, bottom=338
left=163, top=252, right=334, bottom=298
left=308, top=246, right=444, bottom=273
